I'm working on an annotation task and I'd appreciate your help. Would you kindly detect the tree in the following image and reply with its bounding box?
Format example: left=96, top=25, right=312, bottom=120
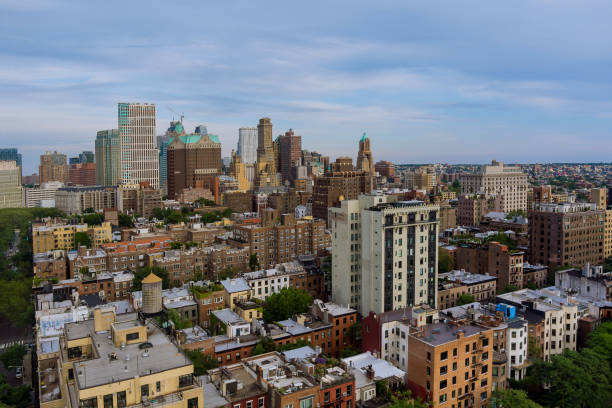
left=389, top=390, right=429, bottom=408
left=184, top=349, right=218, bottom=376
left=0, top=344, right=26, bottom=369
left=132, top=266, right=171, bottom=291
left=170, top=242, right=183, bottom=250
left=0, top=373, right=31, bottom=408
left=525, top=281, right=538, bottom=290
left=263, top=287, right=313, bottom=322
left=249, top=254, right=260, bottom=271
left=167, top=309, right=192, bottom=330
left=118, top=213, right=134, bottom=228
left=252, top=337, right=277, bottom=356
left=499, top=284, right=520, bottom=294
left=166, top=210, right=184, bottom=224
left=74, top=232, right=91, bottom=248
left=490, top=389, right=542, bottom=408
left=438, top=248, right=454, bottom=273
left=457, top=293, right=476, bottom=306
left=83, top=213, right=104, bottom=226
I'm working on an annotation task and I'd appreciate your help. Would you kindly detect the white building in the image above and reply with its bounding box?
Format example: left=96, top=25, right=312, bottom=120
left=118, top=102, right=160, bottom=188
left=237, top=127, right=257, bottom=164
left=0, top=160, right=22, bottom=208
left=212, top=308, right=251, bottom=338
left=242, top=261, right=305, bottom=301
left=460, top=160, right=528, bottom=212
left=24, top=181, right=64, bottom=208
left=506, top=319, right=528, bottom=381
left=555, top=264, right=612, bottom=301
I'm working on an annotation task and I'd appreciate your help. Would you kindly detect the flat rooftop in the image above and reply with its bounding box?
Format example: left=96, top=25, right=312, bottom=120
left=412, top=322, right=489, bottom=346
left=65, top=313, right=192, bottom=389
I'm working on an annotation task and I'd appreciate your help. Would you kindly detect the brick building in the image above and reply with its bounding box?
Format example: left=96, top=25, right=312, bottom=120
left=455, top=242, right=524, bottom=291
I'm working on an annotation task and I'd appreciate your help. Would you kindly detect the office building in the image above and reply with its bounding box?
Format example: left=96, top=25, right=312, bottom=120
left=68, top=162, right=96, bottom=186
left=278, top=128, right=302, bottom=185
left=118, top=102, right=159, bottom=188
left=333, top=197, right=439, bottom=316
left=529, top=202, right=605, bottom=270
left=55, top=186, right=117, bottom=214
left=237, top=127, right=257, bottom=164
left=0, top=160, right=22, bottom=208
left=0, top=148, right=22, bottom=167
left=460, top=160, right=528, bottom=212
left=95, top=129, right=120, bottom=186
left=39, top=151, right=68, bottom=183
left=158, top=120, right=183, bottom=193
left=167, top=126, right=222, bottom=199
left=356, top=132, right=373, bottom=174
left=254, top=117, right=279, bottom=188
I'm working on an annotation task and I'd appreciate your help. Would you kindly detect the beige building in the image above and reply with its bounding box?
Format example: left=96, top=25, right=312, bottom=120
left=33, top=222, right=112, bottom=253
left=590, top=187, right=607, bottom=209
left=461, top=160, right=528, bottom=212
left=39, top=151, right=68, bottom=184
left=54, top=186, right=117, bottom=214
left=0, top=160, right=22, bottom=208
left=38, top=306, right=202, bottom=408
left=118, top=102, right=160, bottom=188
left=405, top=168, right=436, bottom=192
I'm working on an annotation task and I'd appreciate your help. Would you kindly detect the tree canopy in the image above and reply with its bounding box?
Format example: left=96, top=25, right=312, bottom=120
left=263, top=287, right=313, bottom=322
left=438, top=248, right=454, bottom=273
left=74, top=231, right=91, bottom=248
left=457, top=293, right=476, bottom=306
left=249, top=254, right=260, bottom=271
left=118, top=213, right=134, bottom=227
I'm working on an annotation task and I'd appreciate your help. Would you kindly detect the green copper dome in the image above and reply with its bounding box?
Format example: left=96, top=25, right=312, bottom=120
left=174, top=122, right=184, bottom=134
left=360, top=132, right=367, bottom=142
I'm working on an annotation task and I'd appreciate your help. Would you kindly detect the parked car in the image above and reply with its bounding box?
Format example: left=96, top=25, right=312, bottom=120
left=15, top=367, right=22, bottom=379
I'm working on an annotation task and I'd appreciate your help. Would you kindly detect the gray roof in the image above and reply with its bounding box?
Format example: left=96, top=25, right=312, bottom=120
left=221, top=278, right=251, bottom=293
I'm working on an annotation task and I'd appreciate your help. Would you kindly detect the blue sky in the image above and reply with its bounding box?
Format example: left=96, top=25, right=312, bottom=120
left=1, top=0, right=612, bottom=174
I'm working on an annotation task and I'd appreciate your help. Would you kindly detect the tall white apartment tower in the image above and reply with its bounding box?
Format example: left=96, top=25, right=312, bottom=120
left=331, top=194, right=440, bottom=317
left=237, top=127, right=258, bottom=164
left=118, top=102, right=160, bottom=188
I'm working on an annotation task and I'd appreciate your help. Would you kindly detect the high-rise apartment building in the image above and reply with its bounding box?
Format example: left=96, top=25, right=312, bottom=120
left=39, top=151, right=68, bottom=183
left=95, top=129, right=120, bottom=186
left=0, top=160, right=22, bottom=208
left=167, top=127, right=222, bottom=199
left=529, top=202, right=605, bottom=270
left=331, top=196, right=440, bottom=316
left=278, top=128, right=302, bottom=185
left=330, top=194, right=396, bottom=312
left=118, top=102, right=159, bottom=188
left=460, top=160, right=528, bottom=212
left=158, top=121, right=183, bottom=193
left=69, top=162, right=96, bottom=186
left=237, top=127, right=257, bottom=164
left=356, top=133, right=373, bottom=174
left=0, top=148, right=22, bottom=167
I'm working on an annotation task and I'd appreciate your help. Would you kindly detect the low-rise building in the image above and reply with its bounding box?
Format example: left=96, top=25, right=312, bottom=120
left=555, top=264, right=612, bottom=301
left=34, top=250, right=68, bottom=282
left=522, top=263, right=548, bottom=289
left=440, top=270, right=497, bottom=303
left=456, top=241, right=524, bottom=291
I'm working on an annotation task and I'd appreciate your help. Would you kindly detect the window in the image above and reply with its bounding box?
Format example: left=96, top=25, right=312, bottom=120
left=300, top=397, right=314, bottom=408
left=67, top=346, right=82, bottom=359
left=247, top=402, right=253, bottom=408
left=325, top=392, right=330, bottom=403
left=440, top=379, right=447, bottom=389
left=453, top=347, right=457, bottom=357
left=440, top=365, right=448, bottom=375
left=156, top=381, right=161, bottom=392
left=179, top=374, right=193, bottom=388
left=441, top=351, right=448, bottom=360
left=259, top=397, right=265, bottom=408
left=80, top=398, right=97, bottom=408
left=116, top=391, right=126, bottom=408
left=347, top=385, right=352, bottom=396
left=336, top=388, right=341, bottom=399
left=141, top=384, right=149, bottom=398
left=104, top=394, right=113, bottom=408
left=126, top=332, right=139, bottom=341
left=439, top=393, right=447, bottom=403
left=188, top=398, right=199, bottom=408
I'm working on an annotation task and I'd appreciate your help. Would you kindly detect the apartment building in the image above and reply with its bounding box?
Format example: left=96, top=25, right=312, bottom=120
left=190, top=282, right=226, bottom=328
left=460, top=160, right=528, bottom=212
left=455, top=242, right=524, bottom=291
left=54, top=186, right=117, bottom=214
left=117, top=183, right=163, bottom=218
left=101, top=237, right=173, bottom=272
left=360, top=200, right=440, bottom=316
left=230, top=214, right=327, bottom=269
left=243, top=260, right=324, bottom=301
left=0, top=160, right=22, bottom=208
left=39, top=151, right=68, bottom=184
left=522, top=263, right=548, bottom=289
left=407, top=322, right=494, bottom=408
left=456, top=195, right=491, bottom=227
left=38, top=307, right=202, bottom=408
left=34, top=250, right=68, bottom=282
left=497, top=289, right=578, bottom=362
left=33, top=222, right=112, bottom=253
left=529, top=202, right=605, bottom=270
left=555, top=264, right=612, bottom=301
left=440, top=270, right=497, bottom=303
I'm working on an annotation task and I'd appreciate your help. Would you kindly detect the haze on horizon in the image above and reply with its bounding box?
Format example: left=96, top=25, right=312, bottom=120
left=1, top=0, right=612, bottom=174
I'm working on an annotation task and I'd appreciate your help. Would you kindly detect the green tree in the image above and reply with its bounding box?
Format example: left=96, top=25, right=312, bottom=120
left=132, top=266, right=171, bottom=291
left=118, top=213, right=134, bottom=228
left=389, top=390, right=429, bottom=408
left=525, top=281, right=538, bottom=290
left=74, top=231, right=91, bottom=248
left=83, top=213, right=104, bottom=226
left=0, top=373, right=31, bottom=408
left=0, top=344, right=26, bottom=369
left=167, top=309, right=192, bottom=330
left=499, top=284, right=520, bottom=294
left=166, top=210, right=184, bottom=224
left=457, top=293, right=476, bottom=306
left=263, top=287, right=313, bottom=322
left=438, top=248, right=454, bottom=273
left=170, top=242, right=183, bottom=250
left=249, top=254, right=260, bottom=271
left=184, top=349, right=218, bottom=376
left=490, top=389, right=542, bottom=408
left=252, top=337, right=277, bottom=356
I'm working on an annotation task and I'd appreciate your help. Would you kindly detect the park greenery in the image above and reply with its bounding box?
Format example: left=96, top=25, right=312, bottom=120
left=263, top=287, right=313, bottom=322
left=512, top=321, right=612, bottom=407
left=0, top=373, right=31, bottom=408
left=152, top=206, right=232, bottom=225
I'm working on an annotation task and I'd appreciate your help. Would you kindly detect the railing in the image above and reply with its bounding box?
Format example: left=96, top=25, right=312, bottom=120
left=129, top=390, right=187, bottom=408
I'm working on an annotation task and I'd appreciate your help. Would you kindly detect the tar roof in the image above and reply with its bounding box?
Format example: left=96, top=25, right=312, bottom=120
left=412, top=322, right=489, bottom=347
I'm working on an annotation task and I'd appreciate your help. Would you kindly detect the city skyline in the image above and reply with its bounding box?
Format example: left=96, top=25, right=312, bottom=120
left=3, top=1, right=612, bottom=174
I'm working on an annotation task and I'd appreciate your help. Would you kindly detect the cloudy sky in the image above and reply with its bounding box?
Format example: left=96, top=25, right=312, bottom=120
left=1, top=0, right=612, bottom=174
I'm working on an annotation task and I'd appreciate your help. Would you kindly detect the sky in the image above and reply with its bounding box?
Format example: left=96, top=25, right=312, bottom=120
left=1, top=0, right=612, bottom=174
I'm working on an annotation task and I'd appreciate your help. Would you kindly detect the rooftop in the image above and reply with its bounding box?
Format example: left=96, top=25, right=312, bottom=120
left=411, top=322, right=490, bottom=347
left=341, top=352, right=405, bottom=381
left=221, top=278, right=251, bottom=294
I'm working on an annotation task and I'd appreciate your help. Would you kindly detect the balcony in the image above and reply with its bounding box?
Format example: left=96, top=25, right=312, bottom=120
left=130, top=391, right=185, bottom=407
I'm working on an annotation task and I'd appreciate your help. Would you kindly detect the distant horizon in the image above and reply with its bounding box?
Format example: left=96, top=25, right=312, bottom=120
left=3, top=1, right=612, bottom=174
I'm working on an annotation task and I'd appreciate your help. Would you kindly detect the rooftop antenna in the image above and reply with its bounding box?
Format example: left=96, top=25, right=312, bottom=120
left=167, top=107, right=184, bottom=123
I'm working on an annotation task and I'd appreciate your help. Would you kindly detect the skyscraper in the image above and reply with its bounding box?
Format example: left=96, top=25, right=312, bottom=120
left=95, top=129, right=120, bottom=186
left=118, top=102, right=159, bottom=188
left=158, top=120, right=183, bottom=193
left=0, top=148, right=22, bottom=167
left=237, top=127, right=257, bottom=164
left=254, top=118, right=279, bottom=188
left=79, top=151, right=94, bottom=164
left=0, top=160, right=22, bottom=208
left=167, top=126, right=222, bottom=199
left=278, top=128, right=302, bottom=185
left=39, top=151, right=68, bottom=183
left=356, top=132, right=374, bottom=174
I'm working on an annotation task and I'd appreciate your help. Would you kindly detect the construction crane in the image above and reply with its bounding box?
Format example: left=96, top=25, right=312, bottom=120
left=167, top=107, right=184, bottom=123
